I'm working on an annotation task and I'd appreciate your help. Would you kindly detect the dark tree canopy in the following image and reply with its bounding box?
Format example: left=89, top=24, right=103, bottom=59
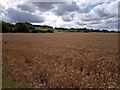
left=15, top=23, right=30, bottom=32
left=2, top=22, right=9, bottom=33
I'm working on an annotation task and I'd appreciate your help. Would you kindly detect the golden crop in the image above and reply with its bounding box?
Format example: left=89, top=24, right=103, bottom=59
left=2, top=33, right=119, bottom=88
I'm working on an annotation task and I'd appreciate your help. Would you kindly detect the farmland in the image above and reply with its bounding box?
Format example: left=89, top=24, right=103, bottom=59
left=2, top=33, right=119, bottom=88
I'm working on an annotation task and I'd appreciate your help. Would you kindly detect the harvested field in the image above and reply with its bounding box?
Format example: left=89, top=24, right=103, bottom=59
left=2, top=33, right=119, bottom=88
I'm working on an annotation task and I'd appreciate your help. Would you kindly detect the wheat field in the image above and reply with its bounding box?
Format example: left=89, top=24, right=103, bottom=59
left=2, top=33, right=119, bottom=88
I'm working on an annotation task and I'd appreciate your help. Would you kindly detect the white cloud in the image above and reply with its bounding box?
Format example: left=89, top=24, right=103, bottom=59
left=0, top=0, right=118, bottom=31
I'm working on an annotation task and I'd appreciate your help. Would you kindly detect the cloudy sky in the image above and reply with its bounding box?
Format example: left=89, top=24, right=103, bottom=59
left=0, top=0, right=119, bottom=31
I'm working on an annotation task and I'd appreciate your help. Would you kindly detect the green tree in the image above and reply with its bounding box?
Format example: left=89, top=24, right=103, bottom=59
left=15, top=23, right=30, bottom=32
left=2, top=22, right=9, bottom=33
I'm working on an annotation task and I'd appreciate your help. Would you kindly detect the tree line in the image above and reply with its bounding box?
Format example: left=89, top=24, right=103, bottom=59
left=2, top=21, right=54, bottom=33
left=1, top=21, right=118, bottom=33
left=55, top=27, right=118, bottom=33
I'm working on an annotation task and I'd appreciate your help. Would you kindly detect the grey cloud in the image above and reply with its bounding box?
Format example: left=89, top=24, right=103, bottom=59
left=77, top=22, right=87, bottom=25
left=54, top=2, right=79, bottom=15
left=33, top=2, right=59, bottom=12
left=6, top=8, right=44, bottom=23
left=61, top=15, right=73, bottom=22
left=17, top=2, right=60, bottom=12
left=81, top=15, right=101, bottom=22
left=77, top=6, right=90, bottom=13
left=17, top=3, right=37, bottom=13
left=106, top=19, right=117, bottom=24
left=61, top=13, right=75, bottom=22
left=54, top=7, right=66, bottom=15
left=63, top=2, right=79, bottom=12
left=94, top=6, right=117, bottom=19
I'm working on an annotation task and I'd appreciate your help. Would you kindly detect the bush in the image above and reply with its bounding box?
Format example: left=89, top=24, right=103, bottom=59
left=110, top=30, right=117, bottom=33
left=47, top=29, right=54, bottom=33
left=102, top=30, right=109, bottom=33
left=15, top=23, right=30, bottom=33
left=31, top=29, right=39, bottom=33
left=83, top=30, right=89, bottom=33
